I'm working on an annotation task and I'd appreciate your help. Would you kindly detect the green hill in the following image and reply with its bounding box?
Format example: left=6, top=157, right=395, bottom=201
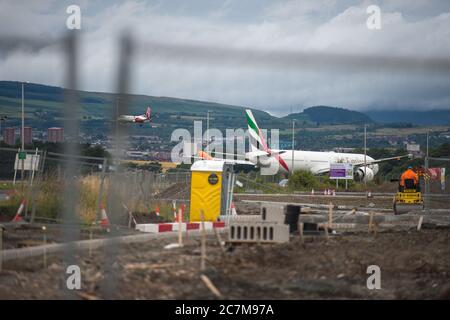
left=282, top=106, right=374, bottom=125
left=305, top=106, right=373, bottom=124
left=0, top=81, right=282, bottom=137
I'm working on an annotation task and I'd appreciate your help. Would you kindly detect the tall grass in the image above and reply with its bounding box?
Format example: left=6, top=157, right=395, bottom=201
left=1, top=173, right=186, bottom=223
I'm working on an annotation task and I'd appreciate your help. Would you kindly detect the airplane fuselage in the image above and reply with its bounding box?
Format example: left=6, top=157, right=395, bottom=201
left=285, top=150, right=376, bottom=173
left=118, top=115, right=149, bottom=123
left=253, top=150, right=378, bottom=180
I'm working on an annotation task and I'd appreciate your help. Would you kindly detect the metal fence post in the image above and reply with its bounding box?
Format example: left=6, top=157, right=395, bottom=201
left=425, top=156, right=430, bottom=213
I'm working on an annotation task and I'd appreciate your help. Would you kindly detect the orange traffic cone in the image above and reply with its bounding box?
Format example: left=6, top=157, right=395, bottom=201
left=12, top=199, right=26, bottom=222
left=155, top=206, right=161, bottom=216
left=99, top=203, right=110, bottom=228
left=230, top=202, right=237, bottom=216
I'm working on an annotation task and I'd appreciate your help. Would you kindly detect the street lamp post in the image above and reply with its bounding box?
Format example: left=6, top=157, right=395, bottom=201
left=21, top=82, right=25, bottom=189
left=291, top=120, right=295, bottom=175
left=364, top=124, right=367, bottom=189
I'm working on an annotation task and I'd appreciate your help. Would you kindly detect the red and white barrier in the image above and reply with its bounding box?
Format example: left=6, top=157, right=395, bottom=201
left=135, top=221, right=226, bottom=233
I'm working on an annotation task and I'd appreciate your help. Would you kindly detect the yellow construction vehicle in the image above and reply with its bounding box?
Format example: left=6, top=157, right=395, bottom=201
left=393, top=178, right=424, bottom=215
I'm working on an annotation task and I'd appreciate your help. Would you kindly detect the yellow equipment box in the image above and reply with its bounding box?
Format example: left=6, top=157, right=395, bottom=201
left=395, top=191, right=422, bottom=204
left=190, top=160, right=234, bottom=222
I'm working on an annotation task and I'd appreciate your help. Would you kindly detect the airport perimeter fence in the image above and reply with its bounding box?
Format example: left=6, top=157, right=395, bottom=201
left=0, top=144, right=192, bottom=224
left=0, top=147, right=108, bottom=224
left=103, top=168, right=191, bottom=223
left=424, top=156, right=450, bottom=212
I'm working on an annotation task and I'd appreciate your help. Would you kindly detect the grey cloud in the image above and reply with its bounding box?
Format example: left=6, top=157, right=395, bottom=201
left=1, top=0, right=450, bottom=115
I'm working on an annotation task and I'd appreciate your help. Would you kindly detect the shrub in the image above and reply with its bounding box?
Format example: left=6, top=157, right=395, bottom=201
left=288, top=170, right=318, bottom=191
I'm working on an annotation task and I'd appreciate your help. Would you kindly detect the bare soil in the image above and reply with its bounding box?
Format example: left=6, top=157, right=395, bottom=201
left=1, top=191, right=449, bottom=300
left=235, top=194, right=450, bottom=211
left=0, top=228, right=449, bottom=299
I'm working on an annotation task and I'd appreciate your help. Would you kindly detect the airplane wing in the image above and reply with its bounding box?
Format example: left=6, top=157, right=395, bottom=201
left=352, top=154, right=412, bottom=167
left=191, top=155, right=256, bottom=166
left=210, top=150, right=286, bottom=158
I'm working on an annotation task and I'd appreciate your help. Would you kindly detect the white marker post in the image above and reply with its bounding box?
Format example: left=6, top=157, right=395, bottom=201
left=417, top=216, right=424, bottom=231
left=42, top=226, right=47, bottom=268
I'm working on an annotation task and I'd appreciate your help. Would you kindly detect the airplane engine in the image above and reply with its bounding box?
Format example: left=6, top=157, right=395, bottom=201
left=354, top=167, right=374, bottom=182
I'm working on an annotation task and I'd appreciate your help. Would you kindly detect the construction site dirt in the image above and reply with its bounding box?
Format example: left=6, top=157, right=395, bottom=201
left=234, top=194, right=450, bottom=212
left=0, top=227, right=449, bottom=299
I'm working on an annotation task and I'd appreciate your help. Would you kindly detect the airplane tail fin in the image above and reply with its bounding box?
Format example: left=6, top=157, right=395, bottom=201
left=245, top=109, right=269, bottom=153
left=145, top=106, right=151, bottom=119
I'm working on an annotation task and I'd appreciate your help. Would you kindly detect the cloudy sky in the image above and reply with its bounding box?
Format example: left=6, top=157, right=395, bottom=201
left=1, top=0, right=450, bottom=115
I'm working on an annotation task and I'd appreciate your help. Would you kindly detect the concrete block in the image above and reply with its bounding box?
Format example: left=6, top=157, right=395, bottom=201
left=228, top=221, right=289, bottom=243
left=260, top=203, right=286, bottom=223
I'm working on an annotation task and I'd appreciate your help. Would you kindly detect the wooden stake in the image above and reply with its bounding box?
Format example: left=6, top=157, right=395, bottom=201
left=89, top=227, right=93, bottom=257
left=417, top=215, right=424, bottom=231
left=328, top=202, right=333, bottom=227
left=200, top=210, right=206, bottom=271
left=298, top=222, right=304, bottom=244
left=200, top=274, right=223, bottom=298
left=213, top=227, right=225, bottom=253
left=368, top=213, right=374, bottom=233
left=0, top=226, right=3, bottom=273
left=323, top=223, right=329, bottom=241
left=178, top=208, right=183, bottom=247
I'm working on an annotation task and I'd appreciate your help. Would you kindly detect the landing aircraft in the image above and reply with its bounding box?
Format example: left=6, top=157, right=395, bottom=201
left=118, top=106, right=152, bottom=124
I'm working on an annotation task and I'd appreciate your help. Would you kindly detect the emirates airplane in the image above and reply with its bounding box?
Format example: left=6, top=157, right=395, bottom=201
left=196, top=110, right=410, bottom=182
left=118, top=106, right=152, bottom=124
left=244, top=109, right=410, bottom=182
